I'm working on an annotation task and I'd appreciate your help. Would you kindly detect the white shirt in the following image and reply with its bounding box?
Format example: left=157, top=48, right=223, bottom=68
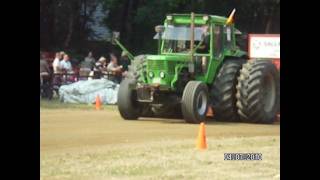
left=59, top=60, right=73, bottom=72
left=52, top=58, right=60, bottom=73
left=107, top=62, right=121, bottom=71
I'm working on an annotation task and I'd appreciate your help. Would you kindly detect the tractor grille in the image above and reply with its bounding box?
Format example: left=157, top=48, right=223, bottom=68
left=147, top=60, right=175, bottom=74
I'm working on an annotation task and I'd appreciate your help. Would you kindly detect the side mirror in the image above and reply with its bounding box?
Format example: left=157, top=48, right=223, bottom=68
left=240, top=33, right=248, bottom=41
left=235, top=32, right=247, bottom=41
left=155, top=25, right=165, bottom=33
left=111, top=31, right=120, bottom=45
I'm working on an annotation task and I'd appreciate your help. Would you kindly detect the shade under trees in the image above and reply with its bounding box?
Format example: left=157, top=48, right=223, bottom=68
left=40, top=0, right=280, bottom=56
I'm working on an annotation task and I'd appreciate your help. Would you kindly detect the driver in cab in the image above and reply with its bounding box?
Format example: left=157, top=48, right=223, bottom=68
left=196, top=25, right=210, bottom=73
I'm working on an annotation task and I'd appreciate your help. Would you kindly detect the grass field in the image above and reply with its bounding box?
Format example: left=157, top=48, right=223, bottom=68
left=40, top=100, right=280, bottom=180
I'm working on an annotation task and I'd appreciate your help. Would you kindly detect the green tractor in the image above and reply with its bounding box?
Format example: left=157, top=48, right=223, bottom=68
left=116, top=11, right=279, bottom=124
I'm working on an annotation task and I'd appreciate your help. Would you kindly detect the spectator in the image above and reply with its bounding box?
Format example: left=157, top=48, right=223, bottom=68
left=93, top=56, right=107, bottom=79
left=59, top=54, right=73, bottom=73
left=40, top=53, right=51, bottom=88
left=120, top=51, right=130, bottom=77
left=107, top=53, right=122, bottom=83
left=59, top=51, right=65, bottom=60
left=81, top=52, right=95, bottom=70
left=52, top=52, right=63, bottom=91
left=52, top=52, right=62, bottom=73
left=107, top=53, right=122, bottom=72
left=40, top=53, right=53, bottom=98
left=84, top=51, right=96, bottom=68
left=40, top=54, right=51, bottom=75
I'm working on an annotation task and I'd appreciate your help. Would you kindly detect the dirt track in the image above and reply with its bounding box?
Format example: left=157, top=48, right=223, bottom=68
left=41, top=107, right=279, bottom=152
left=40, top=105, right=280, bottom=179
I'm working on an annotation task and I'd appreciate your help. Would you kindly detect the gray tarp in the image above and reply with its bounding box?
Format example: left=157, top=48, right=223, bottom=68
left=59, top=79, right=119, bottom=104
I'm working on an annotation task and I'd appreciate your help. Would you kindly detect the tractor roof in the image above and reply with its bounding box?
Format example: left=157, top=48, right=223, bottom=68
left=167, top=13, right=228, bottom=24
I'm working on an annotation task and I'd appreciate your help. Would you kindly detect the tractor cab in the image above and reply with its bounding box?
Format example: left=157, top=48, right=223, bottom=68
left=147, top=13, right=245, bottom=89
left=154, top=15, right=243, bottom=55
left=154, top=24, right=206, bottom=54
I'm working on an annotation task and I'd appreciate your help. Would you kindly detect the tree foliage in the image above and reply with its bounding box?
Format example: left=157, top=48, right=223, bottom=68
left=40, top=0, right=98, bottom=52
left=40, top=0, right=280, bottom=55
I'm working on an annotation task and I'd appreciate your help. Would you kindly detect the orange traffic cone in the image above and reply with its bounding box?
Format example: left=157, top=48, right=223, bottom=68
left=196, top=122, right=207, bottom=150
left=206, top=106, right=214, bottom=117
left=95, top=95, right=102, bottom=110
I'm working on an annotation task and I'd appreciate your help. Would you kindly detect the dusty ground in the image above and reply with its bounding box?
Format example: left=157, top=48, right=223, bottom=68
left=40, top=101, right=280, bottom=180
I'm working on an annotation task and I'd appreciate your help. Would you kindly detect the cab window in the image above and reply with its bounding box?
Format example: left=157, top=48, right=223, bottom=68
left=214, top=25, right=223, bottom=57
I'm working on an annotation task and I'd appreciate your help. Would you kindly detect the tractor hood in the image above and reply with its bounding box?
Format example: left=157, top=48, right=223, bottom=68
left=144, top=54, right=190, bottom=88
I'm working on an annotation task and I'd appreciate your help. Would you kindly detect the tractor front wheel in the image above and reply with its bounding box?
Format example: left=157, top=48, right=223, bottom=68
left=117, top=79, right=141, bottom=120
left=181, top=81, right=209, bottom=123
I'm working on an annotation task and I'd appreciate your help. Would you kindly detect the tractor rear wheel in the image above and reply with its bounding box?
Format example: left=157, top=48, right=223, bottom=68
left=211, top=59, right=245, bottom=121
left=236, top=59, right=280, bottom=123
left=117, top=78, right=141, bottom=120
left=181, top=81, right=209, bottom=123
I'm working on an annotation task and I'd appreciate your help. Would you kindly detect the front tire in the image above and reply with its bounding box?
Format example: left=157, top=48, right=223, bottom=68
left=181, top=81, right=209, bottom=123
left=236, top=60, right=280, bottom=123
left=117, top=79, right=141, bottom=120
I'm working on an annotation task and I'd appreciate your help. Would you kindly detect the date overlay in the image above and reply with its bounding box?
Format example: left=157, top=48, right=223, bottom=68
left=224, top=153, right=262, bottom=161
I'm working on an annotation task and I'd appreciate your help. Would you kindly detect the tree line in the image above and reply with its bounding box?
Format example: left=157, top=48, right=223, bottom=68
left=40, top=0, right=280, bottom=56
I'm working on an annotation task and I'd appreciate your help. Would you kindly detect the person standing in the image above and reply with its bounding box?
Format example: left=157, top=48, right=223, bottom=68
left=52, top=52, right=63, bottom=92
left=81, top=51, right=96, bottom=71
left=40, top=54, right=51, bottom=76
left=40, top=53, right=52, bottom=98
left=107, top=53, right=122, bottom=83
left=120, top=51, right=130, bottom=77
left=84, top=51, right=96, bottom=69
left=93, top=56, right=107, bottom=79
left=59, top=51, right=65, bottom=60
left=52, top=52, right=62, bottom=73
left=59, top=54, right=73, bottom=73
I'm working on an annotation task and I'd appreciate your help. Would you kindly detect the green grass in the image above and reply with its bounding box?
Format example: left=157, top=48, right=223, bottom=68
left=40, top=99, right=117, bottom=110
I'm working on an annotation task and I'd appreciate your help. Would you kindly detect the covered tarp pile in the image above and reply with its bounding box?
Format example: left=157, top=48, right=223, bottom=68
left=59, top=79, right=119, bottom=104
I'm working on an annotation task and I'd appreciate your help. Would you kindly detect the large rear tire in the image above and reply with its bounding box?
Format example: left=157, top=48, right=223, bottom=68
left=181, top=81, right=209, bottom=123
left=236, top=60, right=280, bottom=123
left=117, top=79, right=141, bottom=120
left=211, top=59, right=245, bottom=121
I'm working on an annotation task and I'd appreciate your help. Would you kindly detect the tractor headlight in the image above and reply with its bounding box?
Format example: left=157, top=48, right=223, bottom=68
left=148, top=71, right=154, bottom=78
left=203, top=15, right=209, bottom=21
left=166, top=15, right=173, bottom=20
left=160, top=71, right=165, bottom=78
